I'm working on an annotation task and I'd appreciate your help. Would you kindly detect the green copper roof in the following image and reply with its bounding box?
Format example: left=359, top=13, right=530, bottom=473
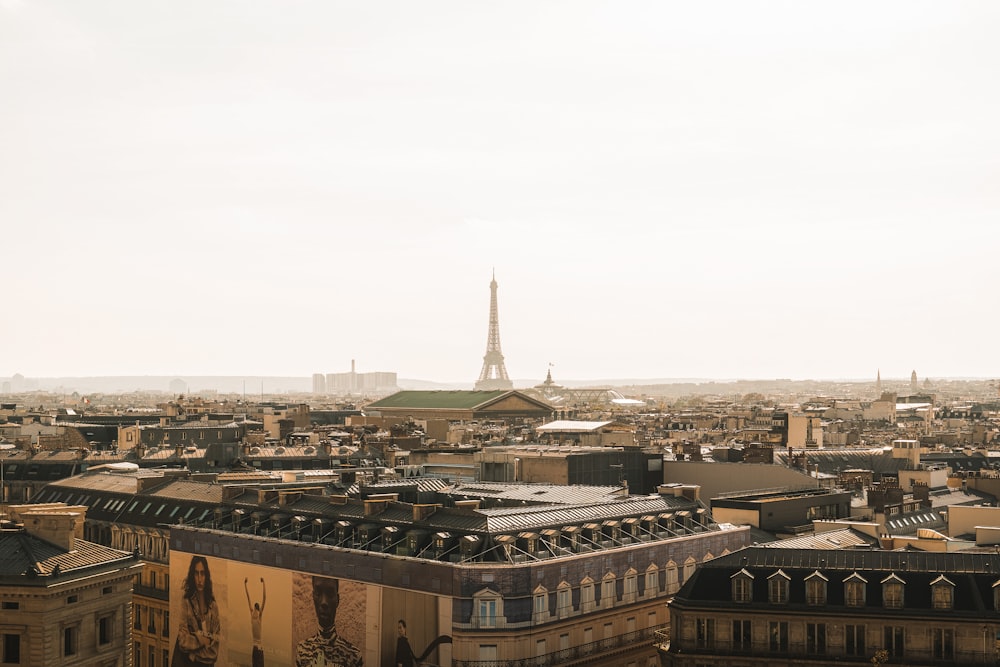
left=366, top=390, right=512, bottom=410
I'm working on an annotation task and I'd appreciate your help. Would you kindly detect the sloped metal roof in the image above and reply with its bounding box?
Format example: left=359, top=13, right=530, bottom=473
left=0, top=531, right=134, bottom=576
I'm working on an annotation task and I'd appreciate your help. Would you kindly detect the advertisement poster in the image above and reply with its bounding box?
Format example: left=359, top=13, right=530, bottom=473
left=170, top=553, right=450, bottom=667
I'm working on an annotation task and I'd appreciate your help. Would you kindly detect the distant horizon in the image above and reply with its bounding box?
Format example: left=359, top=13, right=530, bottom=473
left=4, top=2, right=999, bottom=385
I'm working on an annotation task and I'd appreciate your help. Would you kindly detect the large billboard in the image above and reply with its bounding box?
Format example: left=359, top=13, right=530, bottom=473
left=169, top=553, right=451, bottom=667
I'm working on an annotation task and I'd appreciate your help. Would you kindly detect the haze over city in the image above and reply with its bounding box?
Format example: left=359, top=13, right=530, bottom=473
left=3, top=1, right=998, bottom=383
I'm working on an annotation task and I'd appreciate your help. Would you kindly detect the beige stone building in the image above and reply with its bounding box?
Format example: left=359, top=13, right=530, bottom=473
left=0, top=504, right=141, bottom=666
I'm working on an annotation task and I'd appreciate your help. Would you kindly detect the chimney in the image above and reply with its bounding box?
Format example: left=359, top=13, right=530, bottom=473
left=364, top=499, right=389, bottom=516
left=22, top=509, right=85, bottom=551
left=279, top=491, right=302, bottom=506
left=413, top=504, right=440, bottom=521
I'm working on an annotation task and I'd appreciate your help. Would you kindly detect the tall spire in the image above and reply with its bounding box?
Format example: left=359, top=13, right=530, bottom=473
left=475, top=272, right=513, bottom=390
left=876, top=369, right=882, bottom=397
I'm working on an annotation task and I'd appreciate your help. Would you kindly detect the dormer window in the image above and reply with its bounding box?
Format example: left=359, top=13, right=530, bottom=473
left=881, top=573, right=905, bottom=609
left=931, top=575, right=955, bottom=610
left=556, top=581, right=573, bottom=618
left=600, top=572, right=617, bottom=609
left=805, top=570, right=828, bottom=606
left=731, top=568, right=754, bottom=603
left=844, top=572, right=868, bottom=607
left=645, top=564, right=659, bottom=598
left=623, top=568, right=638, bottom=603
left=473, top=588, right=504, bottom=629
left=768, top=570, right=790, bottom=604
left=580, top=576, right=596, bottom=613
left=532, top=585, right=549, bottom=623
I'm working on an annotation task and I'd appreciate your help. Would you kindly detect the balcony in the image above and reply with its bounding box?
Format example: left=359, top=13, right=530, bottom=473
left=453, top=626, right=662, bottom=667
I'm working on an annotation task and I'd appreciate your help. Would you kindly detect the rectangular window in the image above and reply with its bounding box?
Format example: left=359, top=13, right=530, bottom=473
left=884, top=583, right=903, bottom=609
left=732, top=620, right=751, bottom=652
left=478, top=599, right=497, bottom=627
left=162, top=649, right=169, bottom=667
left=769, top=578, right=788, bottom=604
left=806, top=579, right=826, bottom=605
left=884, top=626, right=904, bottom=657
left=806, top=623, right=826, bottom=655
left=933, top=628, right=954, bottom=659
left=98, top=615, right=113, bottom=645
left=845, top=582, right=865, bottom=607
left=0, top=602, right=17, bottom=610
left=163, top=611, right=169, bottom=637
left=2, top=634, right=21, bottom=664
left=732, top=577, right=751, bottom=602
left=134, top=643, right=141, bottom=667
left=534, top=594, right=546, bottom=614
left=478, top=645, right=497, bottom=661
left=696, top=618, right=715, bottom=649
left=63, top=626, right=77, bottom=657
left=557, top=588, right=571, bottom=613
left=768, top=621, right=788, bottom=653
left=933, top=585, right=953, bottom=610
left=134, top=605, right=142, bottom=630
left=845, top=624, right=865, bottom=656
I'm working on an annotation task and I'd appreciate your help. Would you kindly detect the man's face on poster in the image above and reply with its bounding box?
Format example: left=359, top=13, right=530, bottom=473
left=312, top=576, right=339, bottom=630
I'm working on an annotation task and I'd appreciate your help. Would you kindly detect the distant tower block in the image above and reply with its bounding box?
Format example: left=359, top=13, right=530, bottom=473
left=475, top=271, right=514, bottom=390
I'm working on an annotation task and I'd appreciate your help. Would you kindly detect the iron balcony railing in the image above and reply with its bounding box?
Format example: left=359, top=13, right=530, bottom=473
left=452, top=626, right=663, bottom=667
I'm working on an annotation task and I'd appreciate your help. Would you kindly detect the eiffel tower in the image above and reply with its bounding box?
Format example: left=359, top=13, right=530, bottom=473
left=475, top=271, right=514, bottom=390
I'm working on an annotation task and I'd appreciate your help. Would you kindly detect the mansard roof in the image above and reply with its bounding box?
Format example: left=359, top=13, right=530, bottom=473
left=672, top=545, right=1000, bottom=615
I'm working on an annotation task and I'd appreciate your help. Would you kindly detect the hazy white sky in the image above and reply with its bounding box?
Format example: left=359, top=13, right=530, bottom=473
left=3, top=1, right=998, bottom=383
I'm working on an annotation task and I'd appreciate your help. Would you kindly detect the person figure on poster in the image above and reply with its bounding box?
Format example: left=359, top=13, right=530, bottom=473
left=245, top=576, right=267, bottom=667
left=294, top=576, right=363, bottom=667
left=395, top=619, right=452, bottom=667
left=176, top=556, right=221, bottom=665
left=395, top=620, right=415, bottom=667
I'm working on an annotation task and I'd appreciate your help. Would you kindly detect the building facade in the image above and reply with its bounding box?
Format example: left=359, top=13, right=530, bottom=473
left=0, top=505, right=142, bottom=667
left=662, top=545, right=1000, bottom=666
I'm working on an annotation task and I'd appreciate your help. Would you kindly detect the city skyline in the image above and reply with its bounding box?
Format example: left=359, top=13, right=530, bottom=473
left=3, top=2, right=998, bottom=383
